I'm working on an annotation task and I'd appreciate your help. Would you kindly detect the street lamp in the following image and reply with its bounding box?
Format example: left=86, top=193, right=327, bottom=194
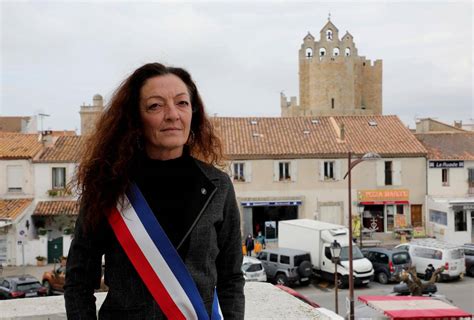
left=344, top=151, right=381, bottom=320
left=330, top=239, right=342, bottom=314
left=357, top=205, right=365, bottom=249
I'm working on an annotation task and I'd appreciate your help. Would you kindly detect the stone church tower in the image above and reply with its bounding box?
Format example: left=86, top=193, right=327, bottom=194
left=281, top=18, right=382, bottom=116
left=79, top=94, right=105, bottom=135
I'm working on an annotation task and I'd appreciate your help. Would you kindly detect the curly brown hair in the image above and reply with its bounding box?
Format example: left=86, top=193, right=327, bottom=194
left=76, top=63, right=223, bottom=231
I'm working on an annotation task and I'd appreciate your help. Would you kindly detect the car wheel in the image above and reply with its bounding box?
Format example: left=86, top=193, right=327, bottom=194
left=337, top=275, right=347, bottom=289
left=42, top=280, right=52, bottom=295
left=377, top=272, right=389, bottom=284
left=275, top=274, right=288, bottom=286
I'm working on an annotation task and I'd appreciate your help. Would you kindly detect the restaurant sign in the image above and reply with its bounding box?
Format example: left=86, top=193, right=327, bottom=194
left=358, top=189, right=409, bottom=204
left=429, top=161, right=464, bottom=169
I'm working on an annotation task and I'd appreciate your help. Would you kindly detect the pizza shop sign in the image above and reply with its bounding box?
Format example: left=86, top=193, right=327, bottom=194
left=429, top=161, right=464, bottom=169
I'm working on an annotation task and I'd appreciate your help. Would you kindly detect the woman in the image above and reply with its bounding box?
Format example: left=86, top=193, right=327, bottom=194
left=64, top=63, right=245, bottom=319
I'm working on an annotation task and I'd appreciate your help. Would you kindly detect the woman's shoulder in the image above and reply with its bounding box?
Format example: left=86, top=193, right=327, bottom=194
left=192, top=158, right=231, bottom=184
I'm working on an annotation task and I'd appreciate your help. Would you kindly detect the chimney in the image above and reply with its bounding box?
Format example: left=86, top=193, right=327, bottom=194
left=454, top=120, right=462, bottom=129
left=340, top=123, right=345, bottom=141
left=41, top=130, right=54, bottom=147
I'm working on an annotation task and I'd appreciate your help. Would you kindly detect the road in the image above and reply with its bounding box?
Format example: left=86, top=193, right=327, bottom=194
left=295, top=275, right=474, bottom=317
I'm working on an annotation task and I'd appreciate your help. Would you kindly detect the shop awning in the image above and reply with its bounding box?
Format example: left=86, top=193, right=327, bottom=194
left=240, top=200, right=302, bottom=207
left=358, top=295, right=472, bottom=320
left=360, top=201, right=409, bottom=205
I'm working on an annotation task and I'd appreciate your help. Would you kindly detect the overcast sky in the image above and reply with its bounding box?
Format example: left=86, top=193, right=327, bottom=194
left=1, top=0, right=472, bottom=133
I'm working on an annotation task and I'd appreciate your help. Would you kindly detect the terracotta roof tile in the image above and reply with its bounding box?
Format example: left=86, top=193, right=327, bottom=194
left=212, top=115, right=426, bottom=159
left=33, top=201, right=79, bottom=216
left=0, top=132, right=43, bottom=159
left=415, top=132, right=474, bottom=160
left=35, top=136, right=85, bottom=162
left=0, top=198, right=33, bottom=220
left=0, top=116, right=31, bottom=133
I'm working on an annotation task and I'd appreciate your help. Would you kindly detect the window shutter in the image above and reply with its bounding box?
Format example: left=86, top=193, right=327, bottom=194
left=7, top=165, right=23, bottom=189
left=245, top=162, right=252, bottom=183
left=335, top=160, right=342, bottom=181
left=393, top=161, right=402, bottom=186
left=273, top=161, right=279, bottom=182
left=291, top=160, right=297, bottom=182
left=376, top=161, right=384, bottom=186
left=319, top=160, right=325, bottom=181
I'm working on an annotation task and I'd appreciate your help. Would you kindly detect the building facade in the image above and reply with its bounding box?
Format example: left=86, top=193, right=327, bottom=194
left=416, top=132, right=474, bottom=244
left=281, top=19, right=382, bottom=117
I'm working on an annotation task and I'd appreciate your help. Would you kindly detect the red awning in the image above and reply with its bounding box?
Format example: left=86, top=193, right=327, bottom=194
left=360, top=201, right=409, bottom=205
left=358, top=295, right=472, bottom=320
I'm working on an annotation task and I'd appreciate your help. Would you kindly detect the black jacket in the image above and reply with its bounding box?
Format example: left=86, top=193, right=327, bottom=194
left=64, top=159, right=245, bottom=319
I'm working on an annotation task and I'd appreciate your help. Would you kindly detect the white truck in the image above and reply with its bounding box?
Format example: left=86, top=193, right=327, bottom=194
left=278, top=219, right=374, bottom=287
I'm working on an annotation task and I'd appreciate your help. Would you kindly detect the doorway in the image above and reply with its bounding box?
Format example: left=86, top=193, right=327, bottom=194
left=411, top=205, right=423, bottom=227
left=251, top=206, right=298, bottom=240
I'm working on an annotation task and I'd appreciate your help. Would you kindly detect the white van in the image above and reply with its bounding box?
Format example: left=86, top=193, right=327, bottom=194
left=395, top=239, right=465, bottom=281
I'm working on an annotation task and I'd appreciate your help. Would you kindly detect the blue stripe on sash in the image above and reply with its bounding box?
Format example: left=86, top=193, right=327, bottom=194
left=127, top=183, right=211, bottom=319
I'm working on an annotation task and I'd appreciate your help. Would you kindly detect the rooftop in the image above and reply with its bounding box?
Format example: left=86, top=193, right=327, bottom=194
left=35, top=136, right=85, bottom=163
left=0, top=198, right=34, bottom=221
left=0, top=132, right=43, bottom=159
left=33, top=201, right=79, bottom=216
left=415, top=132, right=474, bottom=160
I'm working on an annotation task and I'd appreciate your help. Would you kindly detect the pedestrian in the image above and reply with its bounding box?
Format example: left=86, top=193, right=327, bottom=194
left=256, top=231, right=266, bottom=249
left=245, top=234, right=254, bottom=256
left=64, top=62, right=245, bottom=319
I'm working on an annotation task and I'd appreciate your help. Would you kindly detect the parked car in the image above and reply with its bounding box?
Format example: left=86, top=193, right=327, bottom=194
left=0, top=275, right=47, bottom=299
left=256, top=248, right=312, bottom=286
left=362, top=248, right=411, bottom=284
left=392, top=281, right=437, bottom=295
left=241, top=256, right=267, bottom=282
left=395, top=239, right=465, bottom=281
left=462, top=243, right=474, bottom=277
left=42, top=263, right=108, bottom=295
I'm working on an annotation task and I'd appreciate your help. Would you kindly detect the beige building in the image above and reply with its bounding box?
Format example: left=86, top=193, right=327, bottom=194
left=281, top=19, right=382, bottom=117
left=214, top=115, right=426, bottom=240
left=80, top=94, right=105, bottom=136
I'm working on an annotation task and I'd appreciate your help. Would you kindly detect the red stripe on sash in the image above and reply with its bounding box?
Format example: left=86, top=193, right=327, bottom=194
left=108, top=208, right=186, bottom=320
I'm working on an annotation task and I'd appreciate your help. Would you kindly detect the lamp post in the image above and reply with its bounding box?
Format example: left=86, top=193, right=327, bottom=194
left=358, top=205, right=365, bottom=249
left=344, top=151, right=381, bottom=319
left=330, top=239, right=342, bottom=314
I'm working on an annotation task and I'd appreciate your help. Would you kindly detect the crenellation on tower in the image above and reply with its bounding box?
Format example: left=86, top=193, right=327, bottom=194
left=282, top=19, right=382, bottom=117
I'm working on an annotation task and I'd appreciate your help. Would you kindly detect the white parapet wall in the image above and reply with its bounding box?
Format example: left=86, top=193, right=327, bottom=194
left=0, top=282, right=342, bottom=320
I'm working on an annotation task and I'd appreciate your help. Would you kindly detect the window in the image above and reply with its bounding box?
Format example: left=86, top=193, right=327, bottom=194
left=376, top=253, right=388, bottom=264
left=233, top=162, right=245, bottom=182
left=319, top=48, right=326, bottom=56
left=269, top=253, right=278, bottom=263
left=7, top=165, right=23, bottom=192
left=345, top=48, right=351, bottom=56
left=442, top=168, right=449, bottom=186
left=392, top=252, right=410, bottom=265
left=324, top=247, right=332, bottom=260
left=396, top=205, right=404, bottom=214
left=331, top=98, right=335, bottom=109
left=280, top=255, right=290, bottom=265
left=429, top=210, right=448, bottom=226
left=326, top=29, right=333, bottom=41
left=279, top=162, right=291, bottom=181
left=324, top=161, right=335, bottom=180
left=258, top=252, right=268, bottom=261
left=384, top=161, right=393, bottom=185
left=52, top=167, right=66, bottom=189
left=305, top=47, right=313, bottom=58
left=333, top=47, right=340, bottom=56
left=469, top=168, right=474, bottom=187
left=454, top=210, right=467, bottom=231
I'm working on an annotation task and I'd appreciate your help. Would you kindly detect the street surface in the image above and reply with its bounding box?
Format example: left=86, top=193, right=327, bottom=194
left=295, top=275, right=474, bottom=317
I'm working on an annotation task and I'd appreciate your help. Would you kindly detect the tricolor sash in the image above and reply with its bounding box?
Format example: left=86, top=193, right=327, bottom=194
left=108, top=182, right=223, bottom=320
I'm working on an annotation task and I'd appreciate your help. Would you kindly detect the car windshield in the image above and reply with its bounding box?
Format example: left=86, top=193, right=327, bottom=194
left=340, top=246, right=364, bottom=261
left=450, top=249, right=464, bottom=259
left=17, top=282, right=41, bottom=291
left=242, top=263, right=263, bottom=272
left=392, top=252, right=410, bottom=265
left=294, top=254, right=311, bottom=266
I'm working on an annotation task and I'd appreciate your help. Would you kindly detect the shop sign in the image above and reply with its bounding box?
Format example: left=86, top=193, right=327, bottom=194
left=358, top=189, right=409, bottom=203
left=429, top=160, right=464, bottom=169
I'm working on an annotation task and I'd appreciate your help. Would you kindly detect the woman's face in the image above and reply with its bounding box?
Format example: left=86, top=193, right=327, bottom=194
left=139, top=74, right=193, bottom=160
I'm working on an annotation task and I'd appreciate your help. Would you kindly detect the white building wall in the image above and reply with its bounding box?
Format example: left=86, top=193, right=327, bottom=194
left=34, top=162, right=78, bottom=200
left=428, top=160, right=474, bottom=197
left=0, top=159, right=35, bottom=198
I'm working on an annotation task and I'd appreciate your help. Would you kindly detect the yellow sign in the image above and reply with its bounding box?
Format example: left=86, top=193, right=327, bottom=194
left=358, top=189, right=409, bottom=202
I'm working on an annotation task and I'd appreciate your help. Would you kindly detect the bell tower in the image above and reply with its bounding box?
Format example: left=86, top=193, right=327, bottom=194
left=281, top=17, right=383, bottom=117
